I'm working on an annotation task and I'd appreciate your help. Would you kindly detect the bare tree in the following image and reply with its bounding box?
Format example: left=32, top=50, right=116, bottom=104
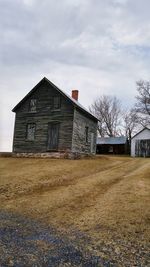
left=90, top=95, right=122, bottom=137
left=123, top=109, right=139, bottom=145
left=134, top=80, right=150, bottom=126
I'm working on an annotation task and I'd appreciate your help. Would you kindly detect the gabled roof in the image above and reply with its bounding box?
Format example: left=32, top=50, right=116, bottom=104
left=131, top=127, right=150, bottom=139
left=12, top=77, right=98, bottom=121
left=97, top=136, right=127, bottom=145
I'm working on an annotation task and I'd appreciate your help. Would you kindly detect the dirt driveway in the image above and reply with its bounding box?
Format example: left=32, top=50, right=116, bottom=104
left=0, top=156, right=150, bottom=266
left=0, top=211, right=108, bottom=266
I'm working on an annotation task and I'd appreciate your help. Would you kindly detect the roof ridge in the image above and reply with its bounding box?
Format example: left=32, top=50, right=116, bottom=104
left=12, top=77, right=98, bottom=121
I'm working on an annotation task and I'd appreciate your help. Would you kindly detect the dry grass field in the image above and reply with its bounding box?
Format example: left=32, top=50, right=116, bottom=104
left=0, top=156, right=150, bottom=265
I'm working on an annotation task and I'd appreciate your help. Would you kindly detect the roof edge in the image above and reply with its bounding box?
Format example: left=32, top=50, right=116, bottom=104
left=12, top=77, right=98, bottom=121
left=12, top=77, right=46, bottom=112
left=131, top=127, right=150, bottom=139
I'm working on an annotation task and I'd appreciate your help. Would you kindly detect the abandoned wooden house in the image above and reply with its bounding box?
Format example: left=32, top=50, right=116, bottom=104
left=131, top=127, right=150, bottom=157
left=96, top=136, right=127, bottom=155
left=12, top=77, right=98, bottom=157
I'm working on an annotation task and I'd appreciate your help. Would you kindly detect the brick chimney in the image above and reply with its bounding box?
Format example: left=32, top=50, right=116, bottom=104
left=72, top=90, right=79, bottom=101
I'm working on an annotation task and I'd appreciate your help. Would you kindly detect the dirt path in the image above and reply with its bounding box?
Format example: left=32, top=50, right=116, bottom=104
left=0, top=211, right=110, bottom=267
left=0, top=156, right=150, bottom=266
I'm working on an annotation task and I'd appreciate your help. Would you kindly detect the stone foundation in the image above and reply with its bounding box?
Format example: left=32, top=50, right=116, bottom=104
left=12, top=152, right=91, bottom=159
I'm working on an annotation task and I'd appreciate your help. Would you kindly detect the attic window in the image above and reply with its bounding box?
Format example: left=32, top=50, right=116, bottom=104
left=29, top=99, right=36, bottom=112
left=53, top=96, right=61, bottom=110
left=26, top=123, right=36, bottom=141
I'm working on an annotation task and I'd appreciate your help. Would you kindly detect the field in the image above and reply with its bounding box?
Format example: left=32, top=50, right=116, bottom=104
left=0, top=156, right=150, bottom=266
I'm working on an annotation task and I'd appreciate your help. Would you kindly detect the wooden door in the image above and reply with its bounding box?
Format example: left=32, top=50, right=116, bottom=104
left=47, top=123, right=59, bottom=151
left=135, top=139, right=150, bottom=157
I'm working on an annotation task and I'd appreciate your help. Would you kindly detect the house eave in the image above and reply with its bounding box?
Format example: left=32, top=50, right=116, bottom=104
left=131, top=127, right=150, bottom=139
left=12, top=77, right=98, bottom=122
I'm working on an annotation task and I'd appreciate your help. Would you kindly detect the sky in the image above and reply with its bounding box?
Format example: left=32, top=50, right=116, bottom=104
left=0, top=0, right=150, bottom=151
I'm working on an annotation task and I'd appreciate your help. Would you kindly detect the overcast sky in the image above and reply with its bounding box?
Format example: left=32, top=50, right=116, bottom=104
left=0, top=0, right=150, bottom=151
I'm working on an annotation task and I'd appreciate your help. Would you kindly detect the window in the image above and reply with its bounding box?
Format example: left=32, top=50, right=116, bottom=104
left=53, top=96, right=61, bottom=110
left=85, top=126, right=89, bottom=143
left=29, top=99, right=36, bottom=112
left=26, top=123, right=36, bottom=141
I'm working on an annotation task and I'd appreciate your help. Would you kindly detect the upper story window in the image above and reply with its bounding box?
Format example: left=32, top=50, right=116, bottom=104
left=29, top=99, right=37, bottom=112
left=53, top=96, right=61, bottom=110
left=26, top=123, right=36, bottom=141
left=85, top=126, right=89, bottom=143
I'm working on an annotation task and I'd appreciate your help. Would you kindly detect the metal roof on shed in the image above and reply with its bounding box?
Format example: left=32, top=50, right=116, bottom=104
left=97, top=136, right=127, bottom=145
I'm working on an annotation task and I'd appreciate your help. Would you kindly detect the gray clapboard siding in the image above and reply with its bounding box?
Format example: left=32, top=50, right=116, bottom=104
left=13, top=78, right=98, bottom=155
left=72, top=109, right=97, bottom=154
left=13, top=81, right=74, bottom=153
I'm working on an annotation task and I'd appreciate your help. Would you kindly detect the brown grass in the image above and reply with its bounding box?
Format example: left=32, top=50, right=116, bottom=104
left=0, top=156, right=150, bottom=248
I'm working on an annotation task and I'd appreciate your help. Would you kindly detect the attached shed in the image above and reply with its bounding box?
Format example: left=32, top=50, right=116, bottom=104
left=96, top=136, right=127, bottom=155
left=131, top=127, right=150, bottom=157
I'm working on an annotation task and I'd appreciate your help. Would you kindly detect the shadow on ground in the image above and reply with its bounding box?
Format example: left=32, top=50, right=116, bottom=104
left=0, top=211, right=111, bottom=267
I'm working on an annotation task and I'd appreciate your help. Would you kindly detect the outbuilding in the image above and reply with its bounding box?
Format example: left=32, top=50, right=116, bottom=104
left=96, top=136, right=127, bottom=155
left=131, top=127, right=150, bottom=157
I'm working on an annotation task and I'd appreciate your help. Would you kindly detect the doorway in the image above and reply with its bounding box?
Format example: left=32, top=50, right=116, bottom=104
left=47, top=123, right=60, bottom=151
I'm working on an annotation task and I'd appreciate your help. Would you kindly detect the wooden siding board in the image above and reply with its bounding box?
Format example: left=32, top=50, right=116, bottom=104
left=72, top=108, right=97, bottom=154
left=135, top=139, right=150, bottom=157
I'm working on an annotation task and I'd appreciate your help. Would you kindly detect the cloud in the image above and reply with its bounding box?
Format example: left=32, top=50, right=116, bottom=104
left=22, top=0, right=36, bottom=6
left=0, top=0, right=150, bottom=151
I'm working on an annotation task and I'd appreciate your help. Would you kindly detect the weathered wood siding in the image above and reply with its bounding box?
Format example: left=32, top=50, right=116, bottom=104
left=135, top=139, right=150, bottom=157
left=72, top=108, right=97, bottom=154
left=131, top=128, right=150, bottom=157
left=13, top=81, right=74, bottom=153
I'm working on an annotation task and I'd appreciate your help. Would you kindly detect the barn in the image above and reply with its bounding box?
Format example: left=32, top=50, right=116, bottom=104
left=96, top=136, right=127, bottom=155
left=131, top=127, right=150, bottom=157
left=12, top=77, right=98, bottom=157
